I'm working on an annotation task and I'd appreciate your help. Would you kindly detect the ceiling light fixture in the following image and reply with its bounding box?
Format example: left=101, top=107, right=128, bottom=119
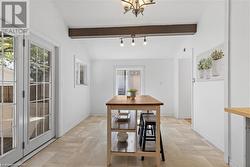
left=120, top=36, right=148, bottom=46
left=131, top=36, right=135, bottom=46
left=143, top=36, right=147, bottom=45
left=120, top=38, right=124, bottom=47
left=121, top=0, right=156, bottom=17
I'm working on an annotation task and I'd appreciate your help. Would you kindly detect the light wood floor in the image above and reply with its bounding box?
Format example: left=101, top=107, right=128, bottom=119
left=23, top=116, right=228, bottom=167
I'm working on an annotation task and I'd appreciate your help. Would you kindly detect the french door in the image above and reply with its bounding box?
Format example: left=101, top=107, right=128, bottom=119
left=0, top=33, right=55, bottom=165
left=23, top=35, right=55, bottom=155
left=0, top=32, right=23, bottom=165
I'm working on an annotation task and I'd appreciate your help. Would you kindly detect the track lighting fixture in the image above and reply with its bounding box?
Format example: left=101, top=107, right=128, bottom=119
left=119, top=36, right=148, bottom=46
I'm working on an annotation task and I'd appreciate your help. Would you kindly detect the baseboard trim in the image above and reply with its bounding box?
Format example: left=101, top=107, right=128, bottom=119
left=90, top=113, right=106, bottom=116
left=229, top=159, right=243, bottom=167
left=59, top=114, right=90, bottom=137
left=193, top=128, right=224, bottom=153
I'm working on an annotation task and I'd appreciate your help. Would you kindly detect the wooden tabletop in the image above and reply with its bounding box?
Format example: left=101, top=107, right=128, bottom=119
left=106, top=95, right=164, bottom=106
left=225, top=108, right=250, bottom=118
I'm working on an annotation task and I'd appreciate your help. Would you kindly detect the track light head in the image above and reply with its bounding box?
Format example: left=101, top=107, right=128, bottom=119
left=120, top=38, right=124, bottom=47
left=131, top=37, right=135, bottom=46
left=143, top=36, right=147, bottom=45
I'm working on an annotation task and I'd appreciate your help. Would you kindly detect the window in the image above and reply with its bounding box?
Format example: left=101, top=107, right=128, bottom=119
left=75, top=58, right=87, bottom=86
left=115, top=67, right=144, bottom=96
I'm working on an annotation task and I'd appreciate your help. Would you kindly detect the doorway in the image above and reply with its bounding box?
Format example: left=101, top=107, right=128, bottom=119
left=114, top=66, right=145, bottom=96
left=178, top=58, right=192, bottom=123
left=23, top=35, right=56, bottom=155
left=0, top=32, right=56, bottom=165
left=0, top=32, right=23, bottom=165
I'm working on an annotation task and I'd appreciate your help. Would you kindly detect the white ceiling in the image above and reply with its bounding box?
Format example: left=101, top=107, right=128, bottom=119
left=52, top=0, right=224, bottom=60
left=52, top=0, right=220, bottom=28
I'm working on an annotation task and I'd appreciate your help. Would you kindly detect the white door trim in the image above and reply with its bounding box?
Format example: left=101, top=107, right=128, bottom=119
left=224, top=0, right=230, bottom=164
left=224, top=1, right=248, bottom=166
left=191, top=48, right=195, bottom=129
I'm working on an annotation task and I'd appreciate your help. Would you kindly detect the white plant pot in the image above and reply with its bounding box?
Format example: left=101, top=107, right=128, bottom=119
left=212, top=59, right=224, bottom=76
left=205, top=69, right=211, bottom=79
left=199, top=70, right=205, bottom=79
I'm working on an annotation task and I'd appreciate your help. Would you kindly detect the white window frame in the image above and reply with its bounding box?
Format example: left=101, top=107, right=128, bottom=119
left=74, top=57, right=88, bottom=87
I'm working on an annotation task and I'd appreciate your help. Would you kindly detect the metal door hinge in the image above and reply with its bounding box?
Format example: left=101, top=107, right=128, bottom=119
left=22, top=142, right=25, bottom=149
left=227, top=156, right=231, bottom=165
left=23, top=39, right=25, bottom=47
left=22, top=90, right=25, bottom=98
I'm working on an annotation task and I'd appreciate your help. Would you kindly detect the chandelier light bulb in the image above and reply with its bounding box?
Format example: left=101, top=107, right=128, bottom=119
left=143, top=37, right=147, bottom=45
left=121, top=0, right=156, bottom=17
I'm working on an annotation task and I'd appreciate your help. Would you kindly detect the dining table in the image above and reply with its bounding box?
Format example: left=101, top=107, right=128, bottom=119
left=106, top=95, right=164, bottom=167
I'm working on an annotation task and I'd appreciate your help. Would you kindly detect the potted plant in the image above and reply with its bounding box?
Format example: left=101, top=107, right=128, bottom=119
left=127, top=89, right=137, bottom=100
left=204, top=58, right=213, bottom=79
left=210, top=49, right=224, bottom=76
left=197, top=58, right=206, bottom=79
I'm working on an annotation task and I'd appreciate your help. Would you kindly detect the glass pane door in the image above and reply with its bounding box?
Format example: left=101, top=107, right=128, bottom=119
left=115, top=67, right=144, bottom=96
left=0, top=33, right=23, bottom=165
left=0, top=33, right=16, bottom=156
left=24, top=36, right=55, bottom=155
left=0, top=33, right=54, bottom=164
left=29, top=44, right=51, bottom=140
left=127, top=70, right=141, bottom=95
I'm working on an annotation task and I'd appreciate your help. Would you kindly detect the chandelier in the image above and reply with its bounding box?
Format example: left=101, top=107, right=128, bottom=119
left=121, top=0, right=156, bottom=17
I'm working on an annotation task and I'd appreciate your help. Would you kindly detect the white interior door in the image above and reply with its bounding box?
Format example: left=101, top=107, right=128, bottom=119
left=178, top=58, right=192, bottom=119
left=23, top=34, right=55, bottom=155
left=0, top=33, right=23, bottom=165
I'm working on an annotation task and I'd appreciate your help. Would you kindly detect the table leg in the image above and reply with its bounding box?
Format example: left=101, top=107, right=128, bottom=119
left=156, top=106, right=161, bottom=167
left=107, top=106, right=112, bottom=166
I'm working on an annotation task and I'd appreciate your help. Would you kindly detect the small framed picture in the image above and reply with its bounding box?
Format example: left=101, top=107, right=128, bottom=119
left=74, top=56, right=87, bottom=86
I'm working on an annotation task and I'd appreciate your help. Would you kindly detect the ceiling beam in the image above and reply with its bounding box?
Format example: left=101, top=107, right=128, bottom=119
left=68, top=24, right=197, bottom=38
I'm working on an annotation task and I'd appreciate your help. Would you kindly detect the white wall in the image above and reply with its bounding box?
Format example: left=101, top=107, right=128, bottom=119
left=191, top=2, right=226, bottom=151
left=228, top=1, right=250, bottom=167
left=90, top=59, right=176, bottom=116
left=30, top=0, right=91, bottom=136
left=193, top=81, right=225, bottom=150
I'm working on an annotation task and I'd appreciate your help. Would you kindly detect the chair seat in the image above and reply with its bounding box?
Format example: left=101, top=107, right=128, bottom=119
left=142, top=114, right=156, bottom=124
